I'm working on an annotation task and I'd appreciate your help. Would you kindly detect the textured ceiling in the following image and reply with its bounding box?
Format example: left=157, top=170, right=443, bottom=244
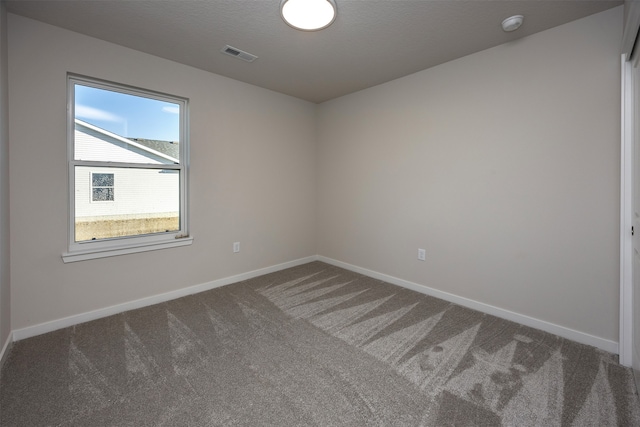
left=6, top=0, right=622, bottom=103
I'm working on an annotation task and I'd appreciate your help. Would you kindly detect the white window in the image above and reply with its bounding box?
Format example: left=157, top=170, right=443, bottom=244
left=91, top=172, right=114, bottom=202
left=63, top=75, right=192, bottom=263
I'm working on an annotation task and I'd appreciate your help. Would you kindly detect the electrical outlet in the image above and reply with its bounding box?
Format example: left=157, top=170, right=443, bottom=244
left=233, top=242, right=240, bottom=253
left=418, top=248, right=426, bottom=261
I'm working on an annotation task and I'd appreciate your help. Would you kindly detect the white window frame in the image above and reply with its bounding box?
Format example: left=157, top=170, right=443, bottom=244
left=63, top=74, right=192, bottom=263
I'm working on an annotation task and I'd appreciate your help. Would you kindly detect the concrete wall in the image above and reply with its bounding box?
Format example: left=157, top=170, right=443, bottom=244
left=8, top=14, right=317, bottom=330
left=317, top=7, right=623, bottom=343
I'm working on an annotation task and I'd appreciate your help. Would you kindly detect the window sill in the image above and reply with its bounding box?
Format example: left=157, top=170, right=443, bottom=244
left=62, top=236, right=193, bottom=263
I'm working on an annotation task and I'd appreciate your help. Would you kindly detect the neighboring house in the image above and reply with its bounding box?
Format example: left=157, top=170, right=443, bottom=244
left=74, top=119, right=180, bottom=241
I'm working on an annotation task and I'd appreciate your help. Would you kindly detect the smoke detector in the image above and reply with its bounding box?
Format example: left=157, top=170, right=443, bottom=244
left=501, top=15, right=524, bottom=32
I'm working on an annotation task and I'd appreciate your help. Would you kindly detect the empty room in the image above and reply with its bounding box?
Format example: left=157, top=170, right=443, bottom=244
left=1, top=0, right=640, bottom=425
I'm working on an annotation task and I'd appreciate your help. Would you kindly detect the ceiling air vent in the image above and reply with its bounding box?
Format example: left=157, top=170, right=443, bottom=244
left=221, top=45, right=258, bottom=63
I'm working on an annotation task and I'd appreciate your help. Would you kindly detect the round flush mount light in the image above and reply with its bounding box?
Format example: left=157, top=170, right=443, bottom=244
left=280, top=0, right=337, bottom=31
left=501, top=15, right=524, bottom=32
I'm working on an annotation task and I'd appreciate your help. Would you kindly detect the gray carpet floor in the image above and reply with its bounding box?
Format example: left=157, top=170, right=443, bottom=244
left=1, top=261, right=639, bottom=426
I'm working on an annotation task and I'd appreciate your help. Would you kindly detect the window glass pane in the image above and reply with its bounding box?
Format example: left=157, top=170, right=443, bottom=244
left=74, top=84, right=180, bottom=164
left=92, top=173, right=114, bottom=187
left=92, top=187, right=114, bottom=202
left=75, top=166, right=180, bottom=242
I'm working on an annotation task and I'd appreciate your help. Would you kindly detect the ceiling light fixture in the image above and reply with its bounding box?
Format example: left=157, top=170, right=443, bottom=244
left=280, top=0, right=337, bottom=31
left=501, top=15, right=524, bottom=32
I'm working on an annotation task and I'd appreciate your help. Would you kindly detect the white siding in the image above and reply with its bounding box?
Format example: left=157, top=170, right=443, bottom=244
left=74, top=124, right=179, bottom=219
left=75, top=166, right=179, bottom=218
left=75, top=123, right=173, bottom=164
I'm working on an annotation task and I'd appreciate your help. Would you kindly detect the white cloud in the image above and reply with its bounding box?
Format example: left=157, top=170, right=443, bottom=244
left=75, top=105, right=122, bottom=122
left=162, top=106, right=180, bottom=114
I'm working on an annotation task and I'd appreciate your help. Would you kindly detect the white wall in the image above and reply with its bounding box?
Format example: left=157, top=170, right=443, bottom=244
left=6, top=7, right=625, bottom=347
left=317, top=7, right=623, bottom=343
left=8, top=14, right=317, bottom=330
left=0, top=2, right=11, bottom=351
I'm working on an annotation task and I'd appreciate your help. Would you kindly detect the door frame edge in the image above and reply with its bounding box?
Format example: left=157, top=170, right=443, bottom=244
left=620, top=54, right=634, bottom=367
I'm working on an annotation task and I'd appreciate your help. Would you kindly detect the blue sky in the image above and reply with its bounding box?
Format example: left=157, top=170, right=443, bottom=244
left=74, top=84, right=180, bottom=142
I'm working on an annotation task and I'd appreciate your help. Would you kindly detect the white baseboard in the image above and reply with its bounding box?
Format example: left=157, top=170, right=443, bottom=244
left=0, top=330, right=12, bottom=370
left=12, top=255, right=318, bottom=342
left=318, top=256, right=619, bottom=354
left=9, top=254, right=619, bottom=355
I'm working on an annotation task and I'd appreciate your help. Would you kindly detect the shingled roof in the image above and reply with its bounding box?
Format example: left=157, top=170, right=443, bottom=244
left=130, top=138, right=179, bottom=160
